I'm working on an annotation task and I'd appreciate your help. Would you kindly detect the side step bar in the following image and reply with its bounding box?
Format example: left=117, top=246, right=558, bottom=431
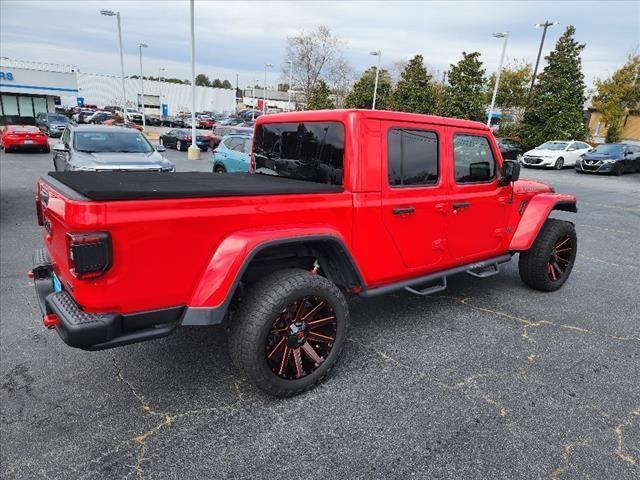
left=360, top=254, right=512, bottom=298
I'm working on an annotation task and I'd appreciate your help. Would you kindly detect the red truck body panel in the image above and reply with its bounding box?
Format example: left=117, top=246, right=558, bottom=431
left=38, top=109, right=576, bottom=319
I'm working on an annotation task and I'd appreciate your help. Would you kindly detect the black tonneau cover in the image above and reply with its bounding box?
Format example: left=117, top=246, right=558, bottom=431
left=47, top=171, right=343, bottom=201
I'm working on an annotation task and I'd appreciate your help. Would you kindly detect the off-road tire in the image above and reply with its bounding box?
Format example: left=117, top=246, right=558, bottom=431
left=518, top=218, right=577, bottom=292
left=228, top=269, right=349, bottom=397
left=554, top=157, right=564, bottom=170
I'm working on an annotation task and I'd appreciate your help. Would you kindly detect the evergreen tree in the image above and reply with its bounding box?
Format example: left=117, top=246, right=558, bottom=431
left=485, top=60, right=532, bottom=114
left=392, top=55, right=436, bottom=114
left=220, top=79, right=233, bottom=89
left=344, top=67, right=392, bottom=109
left=439, top=52, right=486, bottom=121
left=195, top=74, right=211, bottom=87
left=306, top=80, right=335, bottom=110
left=520, top=26, right=588, bottom=149
left=593, top=54, right=640, bottom=142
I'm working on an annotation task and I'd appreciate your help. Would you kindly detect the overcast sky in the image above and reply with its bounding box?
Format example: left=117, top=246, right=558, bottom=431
left=1, top=1, right=638, bottom=90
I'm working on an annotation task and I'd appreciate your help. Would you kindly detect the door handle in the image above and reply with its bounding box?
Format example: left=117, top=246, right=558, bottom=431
left=452, top=202, right=471, bottom=210
left=392, top=206, right=415, bottom=215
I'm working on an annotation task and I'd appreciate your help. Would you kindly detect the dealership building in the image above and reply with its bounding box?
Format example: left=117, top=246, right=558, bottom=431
left=0, top=60, right=79, bottom=125
left=1, top=58, right=236, bottom=124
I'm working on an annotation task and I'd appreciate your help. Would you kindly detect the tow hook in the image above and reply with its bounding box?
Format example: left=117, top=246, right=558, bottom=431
left=43, top=314, right=59, bottom=329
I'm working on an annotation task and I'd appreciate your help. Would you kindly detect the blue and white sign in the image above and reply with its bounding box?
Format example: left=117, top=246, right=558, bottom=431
left=77, top=97, right=84, bottom=107
left=0, top=71, right=14, bottom=81
left=161, top=103, right=169, bottom=117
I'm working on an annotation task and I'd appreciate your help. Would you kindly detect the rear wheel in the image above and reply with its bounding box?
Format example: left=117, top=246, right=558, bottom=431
left=214, top=165, right=226, bottom=173
left=229, top=269, right=349, bottom=397
left=518, top=218, right=577, bottom=292
left=554, top=157, right=564, bottom=170
left=177, top=140, right=183, bottom=151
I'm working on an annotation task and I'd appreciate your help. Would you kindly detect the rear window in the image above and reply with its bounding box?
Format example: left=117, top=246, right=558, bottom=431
left=10, top=126, right=40, bottom=133
left=253, top=121, right=344, bottom=185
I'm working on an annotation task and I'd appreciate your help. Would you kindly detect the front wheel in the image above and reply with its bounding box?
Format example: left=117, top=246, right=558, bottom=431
left=518, top=218, right=577, bottom=292
left=613, top=163, right=624, bottom=176
left=229, top=269, right=349, bottom=397
left=214, top=165, right=226, bottom=173
left=554, top=157, right=564, bottom=170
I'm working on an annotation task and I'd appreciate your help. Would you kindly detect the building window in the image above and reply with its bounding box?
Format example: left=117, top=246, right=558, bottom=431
left=18, top=96, right=34, bottom=118
left=1, top=94, right=19, bottom=116
left=33, top=97, right=48, bottom=116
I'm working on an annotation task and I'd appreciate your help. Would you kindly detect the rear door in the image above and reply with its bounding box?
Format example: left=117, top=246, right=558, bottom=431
left=447, top=129, right=510, bottom=262
left=380, top=122, right=448, bottom=269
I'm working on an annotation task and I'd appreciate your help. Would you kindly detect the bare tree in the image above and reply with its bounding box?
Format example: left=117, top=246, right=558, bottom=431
left=326, top=57, right=355, bottom=108
left=283, top=25, right=346, bottom=102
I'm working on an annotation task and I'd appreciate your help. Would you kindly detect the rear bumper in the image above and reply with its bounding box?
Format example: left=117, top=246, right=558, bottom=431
left=32, top=248, right=183, bottom=351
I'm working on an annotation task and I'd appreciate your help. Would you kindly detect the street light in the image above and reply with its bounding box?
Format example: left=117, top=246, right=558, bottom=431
left=138, top=43, right=148, bottom=130
left=287, top=59, right=293, bottom=111
left=487, top=32, right=508, bottom=127
left=158, top=67, right=165, bottom=118
left=370, top=50, right=381, bottom=110
left=100, top=9, right=127, bottom=120
left=264, top=63, right=273, bottom=114
left=252, top=79, right=258, bottom=120
left=188, top=0, right=199, bottom=160
left=528, top=21, right=558, bottom=102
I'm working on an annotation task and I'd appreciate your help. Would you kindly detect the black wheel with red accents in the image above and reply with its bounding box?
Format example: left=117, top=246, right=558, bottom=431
left=518, top=218, right=577, bottom=292
left=229, top=269, right=348, bottom=397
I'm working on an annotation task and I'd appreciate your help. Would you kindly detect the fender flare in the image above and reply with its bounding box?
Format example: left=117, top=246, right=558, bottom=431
left=181, top=227, right=363, bottom=326
left=509, top=193, right=577, bottom=251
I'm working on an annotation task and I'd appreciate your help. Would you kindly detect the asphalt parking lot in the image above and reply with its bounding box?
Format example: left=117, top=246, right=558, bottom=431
left=1, top=144, right=639, bottom=479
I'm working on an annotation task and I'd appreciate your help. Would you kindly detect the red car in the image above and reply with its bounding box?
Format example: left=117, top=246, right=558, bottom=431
left=1, top=125, right=50, bottom=153
left=31, top=109, right=577, bottom=397
left=198, top=117, right=215, bottom=129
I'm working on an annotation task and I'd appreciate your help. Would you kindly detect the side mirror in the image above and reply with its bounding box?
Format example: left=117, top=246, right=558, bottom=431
left=499, top=160, right=520, bottom=186
left=155, top=144, right=166, bottom=152
left=53, top=143, right=68, bottom=152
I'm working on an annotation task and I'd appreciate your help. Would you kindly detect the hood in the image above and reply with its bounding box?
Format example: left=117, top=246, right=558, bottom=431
left=513, top=180, right=554, bottom=195
left=525, top=149, right=563, bottom=157
left=582, top=151, right=622, bottom=161
left=74, top=151, right=174, bottom=170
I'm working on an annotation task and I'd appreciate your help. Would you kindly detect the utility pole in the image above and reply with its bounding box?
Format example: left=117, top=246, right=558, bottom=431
left=263, top=63, right=273, bottom=114
left=487, top=32, right=508, bottom=127
left=100, top=10, right=127, bottom=120
left=187, top=0, right=199, bottom=160
left=528, top=21, right=558, bottom=102
left=287, top=59, right=293, bottom=111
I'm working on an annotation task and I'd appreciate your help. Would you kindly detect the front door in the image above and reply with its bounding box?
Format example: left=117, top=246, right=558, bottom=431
left=381, top=122, right=448, bottom=269
left=447, top=129, right=510, bottom=262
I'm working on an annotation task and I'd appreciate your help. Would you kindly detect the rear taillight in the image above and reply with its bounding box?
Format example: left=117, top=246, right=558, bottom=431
left=67, top=232, right=112, bottom=279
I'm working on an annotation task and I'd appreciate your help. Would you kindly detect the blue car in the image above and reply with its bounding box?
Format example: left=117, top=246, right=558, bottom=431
left=212, top=133, right=252, bottom=173
left=575, top=143, right=640, bottom=175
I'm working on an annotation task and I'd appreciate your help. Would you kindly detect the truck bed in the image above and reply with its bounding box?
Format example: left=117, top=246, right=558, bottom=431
left=47, top=171, right=343, bottom=201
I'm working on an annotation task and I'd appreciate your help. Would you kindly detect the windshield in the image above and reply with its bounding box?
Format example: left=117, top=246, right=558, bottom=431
left=48, top=114, right=68, bottom=123
left=538, top=141, right=568, bottom=151
left=253, top=121, right=344, bottom=185
left=74, top=131, right=154, bottom=153
left=592, top=144, right=625, bottom=155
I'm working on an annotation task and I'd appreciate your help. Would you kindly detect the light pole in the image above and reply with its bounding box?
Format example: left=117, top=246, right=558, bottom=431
left=158, top=67, right=165, bottom=118
left=528, top=21, right=558, bottom=102
left=263, top=63, right=273, bottom=114
left=287, top=59, right=293, bottom=111
left=188, top=0, right=199, bottom=160
left=100, top=10, right=127, bottom=120
left=370, top=50, right=381, bottom=110
left=252, top=80, right=258, bottom=120
left=487, top=32, right=508, bottom=127
left=138, top=43, right=148, bottom=130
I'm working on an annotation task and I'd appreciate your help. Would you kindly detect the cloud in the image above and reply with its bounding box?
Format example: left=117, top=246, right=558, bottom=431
left=1, top=0, right=638, bottom=88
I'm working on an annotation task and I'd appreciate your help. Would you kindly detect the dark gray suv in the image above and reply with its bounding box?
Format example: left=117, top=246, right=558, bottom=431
left=53, top=125, right=175, bottom=172
left=36, top=113, right=70, bottom=138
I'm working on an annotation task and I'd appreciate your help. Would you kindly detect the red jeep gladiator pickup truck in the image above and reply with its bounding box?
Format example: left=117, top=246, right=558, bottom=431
left=32, top=109, right=577, bottom=396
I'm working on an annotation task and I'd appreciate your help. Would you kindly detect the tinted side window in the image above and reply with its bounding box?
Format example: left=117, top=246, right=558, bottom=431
left=253, top=121, right=344, bottom=185
left=388, top=128, right=438, bottom=186
left=453, top=135, right=496, bottom=183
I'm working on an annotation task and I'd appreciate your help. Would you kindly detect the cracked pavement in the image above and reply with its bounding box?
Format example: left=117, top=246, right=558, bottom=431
left=1, top=148, right=639, bottom=479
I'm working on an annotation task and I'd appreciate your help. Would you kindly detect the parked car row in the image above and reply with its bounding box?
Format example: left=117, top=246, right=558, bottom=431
left=496, top=137, right=640, bottom=175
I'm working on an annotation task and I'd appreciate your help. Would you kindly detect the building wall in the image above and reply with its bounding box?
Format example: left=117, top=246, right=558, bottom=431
left=588, top=111, right=640, bottom=141
left=60, top=73, right=236, bottom=115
